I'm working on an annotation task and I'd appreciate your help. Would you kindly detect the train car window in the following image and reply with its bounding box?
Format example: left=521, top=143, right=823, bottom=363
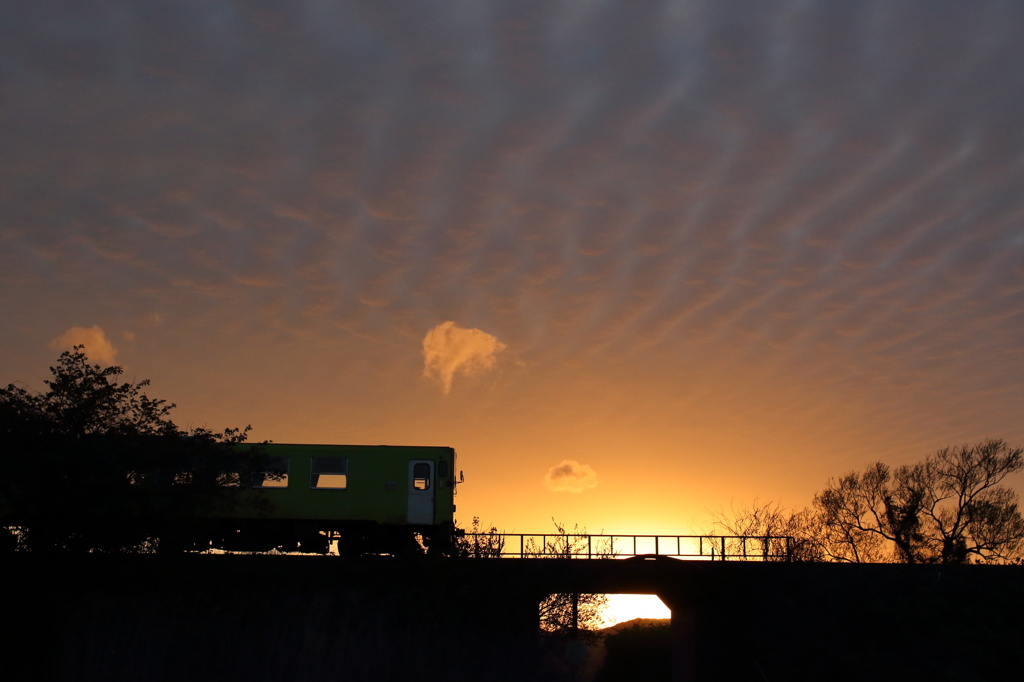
left=252, top=457, right=289, bottom=488
left=413, top=462, right=431, bottom=490
left=311, top=457, right=348, bottom=489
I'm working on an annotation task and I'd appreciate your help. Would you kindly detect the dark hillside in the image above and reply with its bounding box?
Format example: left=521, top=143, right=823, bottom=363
left=597, top=620, right=672, bottom=682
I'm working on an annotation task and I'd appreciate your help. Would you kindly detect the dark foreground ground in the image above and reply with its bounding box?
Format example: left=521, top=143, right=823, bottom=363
left=3, top=554, right=1023, bottom=681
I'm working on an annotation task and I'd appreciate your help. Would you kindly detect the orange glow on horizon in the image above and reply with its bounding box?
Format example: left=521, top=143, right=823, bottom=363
left=3, top=0, right=1024, bottom=562
left=601, top=594, right=672, bottom=627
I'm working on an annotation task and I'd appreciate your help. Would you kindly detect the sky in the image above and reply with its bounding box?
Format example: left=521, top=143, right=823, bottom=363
left=3, top=0, right=1024, bottom=540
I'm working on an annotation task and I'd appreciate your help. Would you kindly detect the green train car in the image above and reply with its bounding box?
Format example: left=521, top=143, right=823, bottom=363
left=211, top=444, right=460, bottom=555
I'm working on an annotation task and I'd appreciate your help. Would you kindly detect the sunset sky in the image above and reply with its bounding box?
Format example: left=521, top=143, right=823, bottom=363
left=3, top=0, right=1024, bottom=539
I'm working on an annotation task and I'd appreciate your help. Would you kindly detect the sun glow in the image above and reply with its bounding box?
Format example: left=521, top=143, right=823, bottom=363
left=600, top=594, right=672, bottom=627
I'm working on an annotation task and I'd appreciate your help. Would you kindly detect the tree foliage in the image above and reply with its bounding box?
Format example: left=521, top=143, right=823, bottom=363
left=530, top=520, right=610, bottom=633
left=715, top=440, right=1024, bottom=564
left=813, top=440, right=1024, bottom=564
left=454, top=516, right=506, bottom=558
left=0, top=347, right=266, bottom=553
left=456, top=518, right=612, bottom=632
left=708, top=500, right=821, bottom=562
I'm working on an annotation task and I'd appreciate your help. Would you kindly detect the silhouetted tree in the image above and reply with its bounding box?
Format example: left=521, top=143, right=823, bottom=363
left=814, top=440, right=1024, bottom=564
left=0, top=346, right=266, bottom=552
left=454, top=516, right=505, bottom=558
left=709, top=499, right=823, bottom=561
left=455, top=518, right=609, bottom=633
left=715, top=440, right=1024, bottom=564
left=529, top=520, right=610, bottom=633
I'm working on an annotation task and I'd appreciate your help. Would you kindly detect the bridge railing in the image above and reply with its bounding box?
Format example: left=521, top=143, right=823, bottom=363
left=459, top=534, right=794, bottom=561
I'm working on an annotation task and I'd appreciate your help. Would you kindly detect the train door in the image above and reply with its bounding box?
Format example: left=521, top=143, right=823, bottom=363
left=408, top=460, right=434, bottom=525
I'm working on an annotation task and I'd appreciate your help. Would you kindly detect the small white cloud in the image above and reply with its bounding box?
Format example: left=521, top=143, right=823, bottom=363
left=543, top=459, right=599, bottom=493
left=422, top=321, right=507, bottom=394
left=49, top=325, right=118, bottom=366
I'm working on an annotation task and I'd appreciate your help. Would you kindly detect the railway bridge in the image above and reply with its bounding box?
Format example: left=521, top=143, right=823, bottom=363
left=7, top=551, right=1021, bottom=682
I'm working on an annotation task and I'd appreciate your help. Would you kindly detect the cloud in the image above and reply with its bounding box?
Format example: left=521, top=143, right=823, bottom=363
left=1, top=0, right=1023, bottom=464
left=49, top=325, right=118, bottom=366
left=422, top=321, right=507, bottom=394
left=543, top=459, right=599, bottom=493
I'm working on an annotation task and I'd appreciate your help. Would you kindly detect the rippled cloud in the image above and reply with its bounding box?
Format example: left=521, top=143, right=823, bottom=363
left=1, top=0, right=1023, bottom=462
